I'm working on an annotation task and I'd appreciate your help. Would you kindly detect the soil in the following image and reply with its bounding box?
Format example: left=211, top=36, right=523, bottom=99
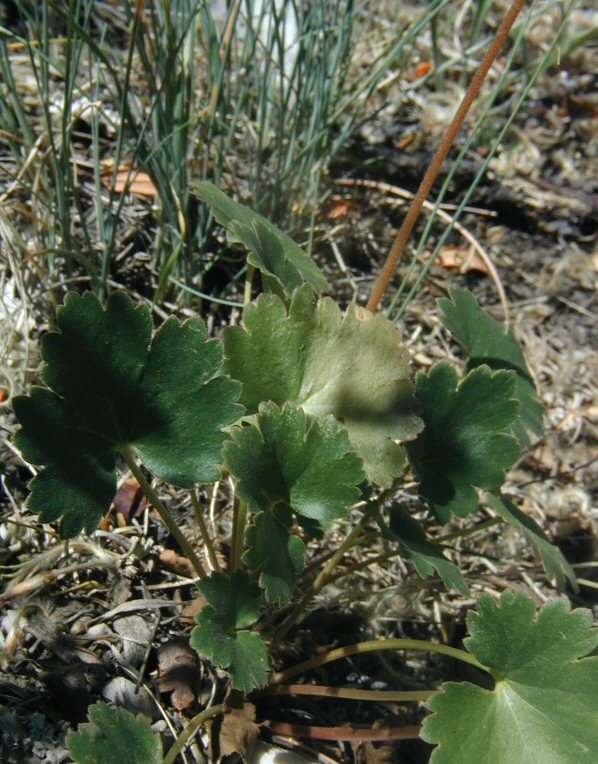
left=0, top=4, right=596, bottom=763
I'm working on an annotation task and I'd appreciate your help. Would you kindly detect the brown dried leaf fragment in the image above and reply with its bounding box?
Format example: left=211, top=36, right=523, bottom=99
left=159, top=548, right=196, bottom=578
left=157, top=637, right=201, bottom=712
left=113, top=478, right=147, bottom=523
left=218, top=702, right=260, bottom=763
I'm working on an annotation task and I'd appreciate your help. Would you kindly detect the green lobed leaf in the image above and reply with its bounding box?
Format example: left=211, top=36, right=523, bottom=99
left=225, top=402, right=365, bottom=527
left=224, top=287, right=422, bottom=485
left=67, top=703, right=161, bottom=764
left=191, top=181, right=328, bottom=296
left=13, top=389, right=115, bottom=536
left=190, top=571, right=269, bottom=692
left=369, top=504, right=468, bottom=594
left=226, top=402, right=364, bottom=604
left=484, top=493, right=576, bottom=591
left=13, top=291, right=243, bottom=537
left=422, top=592, right=598, bottom=763
left=439, top=287, right=544, bottom=447
left=407, top=362, right=521, bottom=523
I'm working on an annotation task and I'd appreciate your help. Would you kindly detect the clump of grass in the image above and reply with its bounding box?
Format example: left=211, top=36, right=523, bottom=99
left=0, top=0, right=475, bottom=309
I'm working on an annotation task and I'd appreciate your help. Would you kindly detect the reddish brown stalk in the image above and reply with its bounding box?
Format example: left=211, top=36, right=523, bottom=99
left=268, top=721, right=422, bottom=742
left=258, top=684, right=432, bottom=702
left=366, top=0, right=526, bottom=313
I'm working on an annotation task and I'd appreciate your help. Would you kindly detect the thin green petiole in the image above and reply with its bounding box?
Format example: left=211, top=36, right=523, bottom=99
left=230, top=497, right=248, bottom=572
left=120, top=446, right=207, bottom=579
left=272, top=638, right=486, bottom=685
left=243, top=263, right=255, bottom=305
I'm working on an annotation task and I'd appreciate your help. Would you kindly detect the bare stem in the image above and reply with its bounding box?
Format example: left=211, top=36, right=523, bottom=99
left=272, top=637, right=486, bottom=685
left=190, top=489, right=221, bottom=572
left=120, top=446, right=207, bottom=578
left=366, top=0, right=526, bottom=313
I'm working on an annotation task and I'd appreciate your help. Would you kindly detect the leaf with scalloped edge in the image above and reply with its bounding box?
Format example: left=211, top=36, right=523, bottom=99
left=225, top=401, right=364, bottom=603
left=422, top=592, right=598, bottom=763
left=407, top=362, right=521, bottom=523
left=13, top=291, right=242, bottom=536
left=191, top=181, right=327, bottom=296
left=225, top=402, right=365, bottom=527
left=190, top=571, right=269, bottom=692
left=67, top=703, right=161, bottom=764
left=224, top=287, right=422, bottom=486
left=439, top=287, right=544, bottom=448
left=368, top=504, right=468, bottom=594
left=485, top=493, right=576, bottom=591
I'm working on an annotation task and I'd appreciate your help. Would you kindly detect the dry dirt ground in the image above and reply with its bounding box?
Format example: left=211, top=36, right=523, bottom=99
left=0, top=5, right=596, bottom=764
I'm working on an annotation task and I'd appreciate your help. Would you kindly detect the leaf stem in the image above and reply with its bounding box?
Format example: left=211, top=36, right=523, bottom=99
left=243, top=263, right=255, bottom=305
left=258, top=684, right=433, bottom=703
left=230, top=496, right=248, bottom=571
left=365, top=0, right=526, bottom=313
left=163, top=703, right=224, bottom=764
left=120, top=447, right=207, bottom=578
left=272, top=638, right=485, bottom=685
left=190, top=489, right=221, bottom=572
left=274, top=517, right=367, bottom=644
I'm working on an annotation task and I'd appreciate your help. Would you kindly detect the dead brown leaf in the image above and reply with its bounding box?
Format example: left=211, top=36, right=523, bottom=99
left=437, top=244, right=490, bottom=275
left=113, top=478, right=147, bottom=523
left=157, top=637, right=201, bottom=712
left=181, top=593, right=208, bottom=625
left=218, top=702, right=260, bottom=763
left=353, top=739, right=401, bottom=764
left=159, top=548, right=196, bottom=579
left=101, top=163, right=157, bottom=197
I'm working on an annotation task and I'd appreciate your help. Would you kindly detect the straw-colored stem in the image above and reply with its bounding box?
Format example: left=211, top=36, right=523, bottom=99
left=366, top=0, right=526, bottom=313
left=190, top=490, right=221, bottom=572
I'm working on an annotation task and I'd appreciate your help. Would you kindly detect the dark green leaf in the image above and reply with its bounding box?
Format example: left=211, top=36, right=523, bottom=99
left=224, top=287, right=422, bottom=485
left=422, top=592, right=598, bottom=763
left=67, top=703, right=161, bottom=764
left=485, top=493, right=576, bottom=591
left=13, top=389, right=115, bottom=536
left=190, top=571, right=269, bottom=692
left=243, top=510, right=305, bottom=606
left=191, top=181, right=327, bottom=296
left=369, top=504, right=468, bottom=594
left=439, top=287, right=544, bottom=447
left=14, top=291, right=243, bottom=536
left=407, top=363, right=521, bottom=523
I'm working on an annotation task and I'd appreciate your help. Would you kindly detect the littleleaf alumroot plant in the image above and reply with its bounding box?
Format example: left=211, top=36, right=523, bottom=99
left=13, top=188, right=597, bottom=762
left=11, top=5, right=597, bottom=761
